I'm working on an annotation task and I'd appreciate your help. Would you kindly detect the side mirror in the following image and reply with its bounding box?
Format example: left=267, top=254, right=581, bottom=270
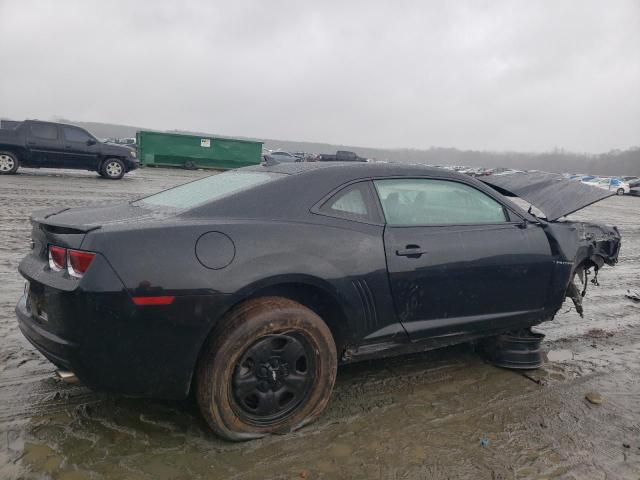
left=87, top=139, right=96, bottom=146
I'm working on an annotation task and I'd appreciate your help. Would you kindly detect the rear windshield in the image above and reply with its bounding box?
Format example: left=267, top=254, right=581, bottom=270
left=134, top=171, right=283, bottom=209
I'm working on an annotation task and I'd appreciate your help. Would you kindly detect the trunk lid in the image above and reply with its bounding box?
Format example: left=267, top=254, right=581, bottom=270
left=29, top=203, right=175, bottom=257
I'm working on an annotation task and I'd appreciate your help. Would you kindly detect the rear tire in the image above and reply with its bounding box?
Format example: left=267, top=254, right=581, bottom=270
left=100, top=158, right=125, bottom=179
left=0, top=151, right=19, bottom=174
left=616, top=188, right=625, bottom=196
left=196, top=297, right=337, bottom=441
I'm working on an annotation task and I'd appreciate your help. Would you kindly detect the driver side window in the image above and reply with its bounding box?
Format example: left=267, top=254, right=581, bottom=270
left=374, top=179, right=508, bottom=226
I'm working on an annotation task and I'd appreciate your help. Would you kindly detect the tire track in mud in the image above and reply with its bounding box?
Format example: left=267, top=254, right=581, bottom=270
left=1, top=168, right=639, bottom=479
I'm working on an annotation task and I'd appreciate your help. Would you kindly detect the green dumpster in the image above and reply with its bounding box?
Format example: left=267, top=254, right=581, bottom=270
left=137, top=130, right=263, bottom=170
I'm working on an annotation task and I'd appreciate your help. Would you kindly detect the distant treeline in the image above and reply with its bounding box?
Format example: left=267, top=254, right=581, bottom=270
left=35, top=118, right=640, bottom=177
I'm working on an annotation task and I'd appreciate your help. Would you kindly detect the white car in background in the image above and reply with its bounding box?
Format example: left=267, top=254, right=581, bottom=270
left=590, top=177, right=630, bottom=196
left=266, top=151, right=300, bottom=163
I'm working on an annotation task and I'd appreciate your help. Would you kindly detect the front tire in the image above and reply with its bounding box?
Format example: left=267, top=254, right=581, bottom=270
left=0, top=151, right=19, bottom=174
left=196, top=297, right=337, bottom=441
left=100, top=158, right=125, bottom=179
left=616, top=188, right=625, bottom=196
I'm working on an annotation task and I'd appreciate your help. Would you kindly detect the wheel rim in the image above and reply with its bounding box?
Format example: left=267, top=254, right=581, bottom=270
left=0, top=154, right=15, bottom=172
left=105, top=161, right=122, bottom=177
left=230, top=333, right=315, bottom=425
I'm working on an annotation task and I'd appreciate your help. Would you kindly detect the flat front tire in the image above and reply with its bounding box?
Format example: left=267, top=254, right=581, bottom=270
left=0, top=151, right=19, bottom=174
left=196, top=297, right=337, bottom=441
left=100, top=158, right=125, bottom=179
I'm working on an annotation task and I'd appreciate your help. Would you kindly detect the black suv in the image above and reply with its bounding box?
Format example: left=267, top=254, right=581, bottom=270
left=0, top=120, right=138, bottom=179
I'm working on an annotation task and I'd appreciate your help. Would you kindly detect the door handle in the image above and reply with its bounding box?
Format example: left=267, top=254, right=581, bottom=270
left=396, top=245, right=428, bottom=257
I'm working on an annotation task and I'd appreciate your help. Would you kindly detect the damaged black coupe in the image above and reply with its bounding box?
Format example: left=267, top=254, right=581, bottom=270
left=16, top=163, right=621, bottom=440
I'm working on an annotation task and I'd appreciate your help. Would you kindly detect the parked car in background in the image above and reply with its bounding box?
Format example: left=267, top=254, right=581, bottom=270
left=610, top=178, right=631, bottom=195
left=16, top=163, right=620, bottom=441
left=0, top=120, right=138, bottom=179
left=580, top=175, right=598, bottom=183
left=628, top=178, right=640, bottom=188
left=318, top=150, right=366, bottom=162
left=590, top=177, right=630, bottom=195
left=621, top=176, right=639, bottom=184
left=266, top=151, right=299, bottom=163
left=104, top=137, right=137, bottom=148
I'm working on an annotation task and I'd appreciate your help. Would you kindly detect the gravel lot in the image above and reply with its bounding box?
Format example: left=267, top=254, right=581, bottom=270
left=1, top=167, right=639, bottom=479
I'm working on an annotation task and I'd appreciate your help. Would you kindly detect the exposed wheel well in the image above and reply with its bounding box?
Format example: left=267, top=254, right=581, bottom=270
left=245, top=283, right=350, bottom=354
left=188, top=282, right=350, bottom=397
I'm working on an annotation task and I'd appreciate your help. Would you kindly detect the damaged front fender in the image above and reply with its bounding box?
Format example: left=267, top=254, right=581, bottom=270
left=542, top=221, right=621, bottom=316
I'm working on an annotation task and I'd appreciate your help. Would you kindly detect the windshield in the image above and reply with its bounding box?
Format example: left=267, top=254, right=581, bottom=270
left=134, top=170, right=283, bottom=209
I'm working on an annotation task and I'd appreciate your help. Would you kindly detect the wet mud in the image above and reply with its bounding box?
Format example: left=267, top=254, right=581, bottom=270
left=1, top=168, right=639, bottom=479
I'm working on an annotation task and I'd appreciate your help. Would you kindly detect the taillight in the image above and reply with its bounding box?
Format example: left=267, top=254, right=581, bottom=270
left=48, top=245, right=96, bottom=278
left=48, top=245, right=66, bottom=271
left=68, top=249, right=96, bottom=278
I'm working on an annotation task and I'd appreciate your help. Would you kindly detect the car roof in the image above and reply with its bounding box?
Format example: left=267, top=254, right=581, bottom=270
left=26, top=119, right=87, bottom=130
left=244, top=161, right=469, bottom=182
left=184, top=161, right=519, bottom=221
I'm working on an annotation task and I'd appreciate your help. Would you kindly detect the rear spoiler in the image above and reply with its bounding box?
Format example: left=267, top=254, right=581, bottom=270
left=31, top=207, right=101, bottom=233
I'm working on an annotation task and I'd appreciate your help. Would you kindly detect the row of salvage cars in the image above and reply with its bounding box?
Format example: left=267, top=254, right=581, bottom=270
left=435, top=165, right=640, bottom=196
left=16, top=162, right=621, bottom=440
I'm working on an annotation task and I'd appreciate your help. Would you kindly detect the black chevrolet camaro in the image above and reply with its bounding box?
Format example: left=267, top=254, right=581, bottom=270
left=16, top=162, right=621, bottom=440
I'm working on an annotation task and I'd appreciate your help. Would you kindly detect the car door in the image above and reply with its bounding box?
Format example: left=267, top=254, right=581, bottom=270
left=27, top=123, right=65, bottom=166
left=62, top=126, right=100, bottom=169
left=374, top=178, right=554, bottom=340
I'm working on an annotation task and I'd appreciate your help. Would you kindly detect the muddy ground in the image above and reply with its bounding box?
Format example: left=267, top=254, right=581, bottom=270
left=1, top=167, right=639, bottom=480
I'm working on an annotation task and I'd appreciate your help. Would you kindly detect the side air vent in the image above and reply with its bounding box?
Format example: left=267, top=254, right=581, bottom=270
left=352, top=279, right=378, bottom=330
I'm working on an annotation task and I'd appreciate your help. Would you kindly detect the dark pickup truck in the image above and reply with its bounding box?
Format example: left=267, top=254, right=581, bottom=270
left=318, top=150, right=367, bottom=162
left=0, top=120, right=138, bottom=179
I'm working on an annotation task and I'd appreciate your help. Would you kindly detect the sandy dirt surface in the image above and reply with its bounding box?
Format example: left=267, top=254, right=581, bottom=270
left=1, top=167, right=639, bottom=480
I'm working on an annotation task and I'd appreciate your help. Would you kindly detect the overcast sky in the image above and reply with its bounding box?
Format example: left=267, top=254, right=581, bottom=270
left=0, top=1, right=638, bottom=152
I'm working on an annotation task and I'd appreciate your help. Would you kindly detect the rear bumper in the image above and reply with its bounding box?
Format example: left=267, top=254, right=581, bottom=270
left=16, top=255, right=232, bottom=399
left=16, top=294, right=77, bottom=370
left=16, top=288, right=231, bottom=399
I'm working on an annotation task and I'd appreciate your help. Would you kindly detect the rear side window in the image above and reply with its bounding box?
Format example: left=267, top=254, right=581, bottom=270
left=317, top=182, right=379, bottom=223
left=63, top=127, right=92, bottom=143
left=374, top=178, right=507, bottom=226
left=30, top=124, right=58, bottom=140
left=135, top=171, right=283, bottom=209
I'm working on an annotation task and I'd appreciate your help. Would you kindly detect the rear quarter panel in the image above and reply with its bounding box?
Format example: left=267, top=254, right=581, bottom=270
left=81, top=217, right=394, bottom=346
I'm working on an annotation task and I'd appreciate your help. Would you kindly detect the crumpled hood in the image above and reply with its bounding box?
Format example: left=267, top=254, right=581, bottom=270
left=480, top=172, right=613, bottom=221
